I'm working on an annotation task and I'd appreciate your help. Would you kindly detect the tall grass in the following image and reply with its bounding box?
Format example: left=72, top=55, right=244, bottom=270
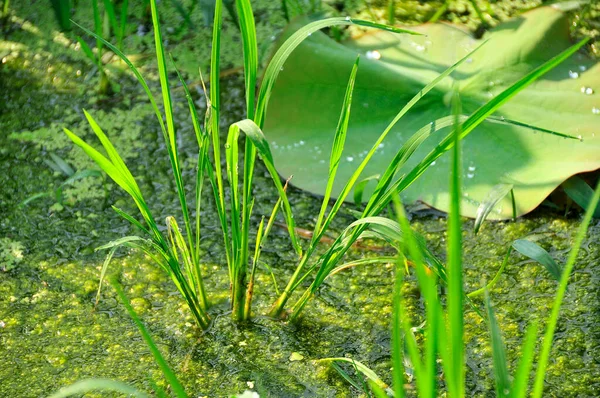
left=68, top=0, right=421, bottom=327
left=323, top=110, right=600, bottom=398
left=270, top=36, right=587, bottom=321
left=67, top=0, right=587, bottom=330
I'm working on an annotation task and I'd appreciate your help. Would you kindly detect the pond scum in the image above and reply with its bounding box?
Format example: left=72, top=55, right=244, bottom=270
left=1, top=0, right=599, bottom=397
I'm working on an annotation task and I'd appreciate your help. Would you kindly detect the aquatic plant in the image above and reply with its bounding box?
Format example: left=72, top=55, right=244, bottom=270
left=66, top=0, right=419, bottom=328
left=65, top=0, right=588, bottom=330
left=266, top=30, right=587, bottom=320
left=321, top=109, right=600, bottom=397
left=75, top=0, right=129, bottom=94
left=19, top=153, right=105, bottom=210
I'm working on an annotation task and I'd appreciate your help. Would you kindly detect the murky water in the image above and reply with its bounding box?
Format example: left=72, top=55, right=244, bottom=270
left=1, top=1, right=599, bottom=397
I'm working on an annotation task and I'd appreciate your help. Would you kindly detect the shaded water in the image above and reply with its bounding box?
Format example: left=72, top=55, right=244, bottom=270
left=1, top=1, right=599, bottom=397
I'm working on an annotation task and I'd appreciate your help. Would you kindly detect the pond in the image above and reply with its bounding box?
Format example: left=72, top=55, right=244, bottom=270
left=1, top=1, right=599, bottom=397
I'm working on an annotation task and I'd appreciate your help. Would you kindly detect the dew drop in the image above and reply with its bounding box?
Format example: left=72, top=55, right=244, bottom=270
left=299, top=140, right=305, bottom=145
left=581, top=86, right=594, bottom=95
left=378, top=143, right=385, bottom=149
left=467, top=173, right=475, bottom=179
left=592, top=107, right=600, bottom=115
left=466, top=57, right=473, bottom=63
left=76, top=70, right=82, bottom=76
left=366, top=50, right=381, bottom=60
left=415, top=44, right=426, bottom=52
left=345, top=16, right=351, bottom=21
left=1, top=57, right=6, bottom=64
left=224, top=143, right=231, bottom=149
left=307, top=32, right=312, bottom=37
left=468, top=165, right=476, bottom=172
left=577, top=135, right=583, bottom=142
left=568, top=70, right=579, bottom=79
left=431, top=161, right=436, bottom=166
left=346, top=156, right=354, bottom=162
left=579, top=65, right=587, bottom=72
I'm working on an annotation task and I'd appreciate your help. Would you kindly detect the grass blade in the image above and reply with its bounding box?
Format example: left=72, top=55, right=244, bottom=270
left=532, top=181, right=600, bottom=398
left=232, top=119, right=302, bottom=256
left=485, top=292, right=510, bottom=398
left=110, top=277, right=189, bottom=398
left=48, top=378, right=150, bottom=398
left=512, top=239, right=561, bottom=281
left=256, top=17, right=421, bottom=127
left=48, top=153, right=75, bottom=176
left=510, top=320, right=538, bottom=398
left=474, top=183, right=514, bottom=234
left=313, top=56, right=360, bottom=241
left=318, top=358, right=392, bottom=395
left=444, top=89, right=464, bottom=397
left=562, top=175, right=600, bottom=217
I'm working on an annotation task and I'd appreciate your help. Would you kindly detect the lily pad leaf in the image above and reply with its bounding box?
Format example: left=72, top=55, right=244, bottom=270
left=264, top=7, right=600, bottom=219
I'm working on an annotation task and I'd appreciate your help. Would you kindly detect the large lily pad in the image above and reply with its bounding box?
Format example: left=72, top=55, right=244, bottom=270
left=263, top=7, right=600, bottom=219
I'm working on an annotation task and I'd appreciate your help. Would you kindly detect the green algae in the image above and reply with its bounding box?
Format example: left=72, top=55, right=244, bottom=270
left=1, top=0, right=599, bottom=397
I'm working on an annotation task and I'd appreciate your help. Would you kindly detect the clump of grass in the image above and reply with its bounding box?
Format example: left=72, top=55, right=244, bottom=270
left=75, top=0, right=129, bottom=94
left=322, top=102, right=600, bottom=397
left=67, top=0, right=421, bottom=328
left=267, top=35, right=587, bottom=321
left=67, top=0, right=587, bottom=331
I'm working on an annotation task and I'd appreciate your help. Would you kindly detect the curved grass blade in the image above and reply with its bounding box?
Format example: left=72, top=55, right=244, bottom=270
left=94, top=235, right=147, bottom=306
left=444, top=89, right=464, bottom=397
left=327, top=256, right=397, bottom=279
left=485, top=292, right=510, bottom=398
left=110, top=277, right=189, bottom=398
left=48, top=378, right=150, bottom=398
left=562, top=175, right=600, bottom=217
left=511, top=320, right=539, bottom=398
left=467, top=246, right=512, bottom=298
left=474, top=183, right=514, bottom=234
left=376, top=38, right=590, bottom=211
left=255, top=17, right=422, bottom=127
left=70, top=21, right=169, bottom=140
left=19, top=192, right=51, bottom=207
left=314, top=56, right=360, bottom=241
left=512, top=239, right=561, bottom=281
left=532, top=181, right=600, bottom=398
left=354, top=174, right=380, bottom=206
left=318, top=358, right=392, bottom=395
left=232, top=119, right=301, bottom=256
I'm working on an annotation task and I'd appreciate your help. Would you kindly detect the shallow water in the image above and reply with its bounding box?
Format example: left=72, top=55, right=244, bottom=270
left=1, top=1, right=599, bottom=397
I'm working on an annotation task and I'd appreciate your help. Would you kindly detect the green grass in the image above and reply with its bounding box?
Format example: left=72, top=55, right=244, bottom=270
left=66, top=0, right=588, bottom=336
left=67, top=0, right=423, bottom=327
left=323, top=124, right=600, bottom=398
